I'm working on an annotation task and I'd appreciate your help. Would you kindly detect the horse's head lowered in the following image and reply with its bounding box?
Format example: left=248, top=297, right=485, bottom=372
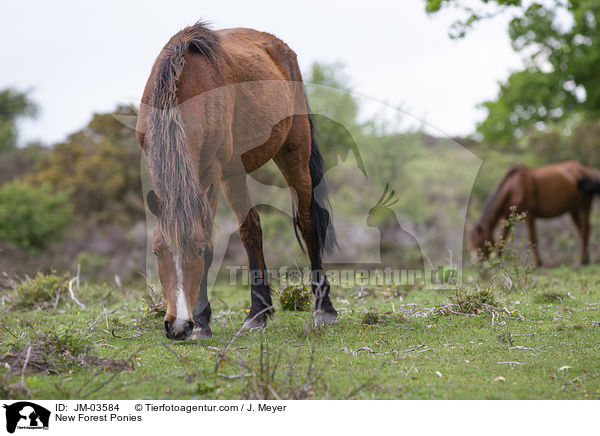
left=468, top=223, right=493, bottom=259
left=147, top=189, right=212, bottom=340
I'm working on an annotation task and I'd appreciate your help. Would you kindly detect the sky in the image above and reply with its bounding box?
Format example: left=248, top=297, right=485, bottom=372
left=0, top=0, right=523, bottom=145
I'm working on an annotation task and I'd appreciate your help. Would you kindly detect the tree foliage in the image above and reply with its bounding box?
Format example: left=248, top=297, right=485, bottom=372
left=306, top=62, right=365, bottom=172
left=29, top=105, right=144, bottom=223
left=425, top=0, right=600, bottom=144
left=0, top=88, right=38, bottom=154
left=0, top=181, right=72, bottom=250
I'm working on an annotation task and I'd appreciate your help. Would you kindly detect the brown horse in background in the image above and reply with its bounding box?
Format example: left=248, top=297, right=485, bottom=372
left=136, top=22, right=337, bottom=340
left=469, top=161, right=600, bottom=266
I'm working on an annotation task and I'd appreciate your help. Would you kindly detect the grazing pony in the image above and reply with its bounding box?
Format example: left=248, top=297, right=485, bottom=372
left=136, top=23, right=337, bottom=340
left=469, top=161, right=600, bottom=266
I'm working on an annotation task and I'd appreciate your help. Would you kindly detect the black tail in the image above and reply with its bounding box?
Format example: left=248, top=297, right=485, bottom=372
left=293, top=100, right=338, bottom=255
left=577, top=179, right=600, bottom=194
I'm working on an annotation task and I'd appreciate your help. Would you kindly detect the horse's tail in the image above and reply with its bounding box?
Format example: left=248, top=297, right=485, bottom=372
left=146, top=23, right=219, bottom=251
left=292, top=98, right=338, bottom=255
left=308, top=108, right=337, bottom=254
left=577, top=167, right=600, bottom=195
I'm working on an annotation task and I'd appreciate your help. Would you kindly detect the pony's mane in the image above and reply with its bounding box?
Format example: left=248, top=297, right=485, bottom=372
left=147, top=21, right=222, bottom=253
left=477, top=165, right=524, bottom=230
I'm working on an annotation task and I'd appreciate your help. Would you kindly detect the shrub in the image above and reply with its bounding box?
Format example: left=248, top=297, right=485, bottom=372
left=448, top=288, right=499, bottom=315
left=0, top=181, right=72, bottom=250
left=29, top=106, right=144, bottom=224
left=362, top=310, right=380, bottom=325
left=11, top=271, right=71, bottom=309
left=278, top=284, right=312, bottom=311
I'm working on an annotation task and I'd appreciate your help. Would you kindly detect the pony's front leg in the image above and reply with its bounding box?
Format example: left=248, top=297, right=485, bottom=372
left=222, top=175, right=273, bottom=329
left=190, top=247, right=213, bottom=339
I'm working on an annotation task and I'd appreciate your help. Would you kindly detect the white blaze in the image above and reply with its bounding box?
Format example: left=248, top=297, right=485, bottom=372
left=173, top=254, right=190, bottom=330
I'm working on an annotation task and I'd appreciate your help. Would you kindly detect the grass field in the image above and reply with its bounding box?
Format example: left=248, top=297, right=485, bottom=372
left=1, top=264, right=599, bottom=400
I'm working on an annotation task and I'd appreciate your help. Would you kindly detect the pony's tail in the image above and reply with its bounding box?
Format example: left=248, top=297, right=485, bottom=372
left=147, top=25, right=218, bottom=251
left=304, top=102, right=338, bottom=255
left=577, top=180, right=600, bottom=194
left=577, top=166, right=600, bottom=195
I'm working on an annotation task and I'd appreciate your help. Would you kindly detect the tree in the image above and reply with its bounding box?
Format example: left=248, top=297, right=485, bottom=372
left=425, top=0, right=600, bottom=144
left=0, top=181, right=72, bottom=250
left=305, top=62, right=366, bottom=175
left=0, top=88, right=38, bottom=154
left=30, top=105, right=144, bottom=223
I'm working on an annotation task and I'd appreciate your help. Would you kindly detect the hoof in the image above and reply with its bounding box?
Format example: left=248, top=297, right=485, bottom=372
left=189, top=326, right=212, bottom=340
left=314, top=310, right=337, bottom=325
left=242, top=315, right=266, bottom=330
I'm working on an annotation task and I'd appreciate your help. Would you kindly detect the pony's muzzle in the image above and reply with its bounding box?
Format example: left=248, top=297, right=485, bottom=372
left=164, top=319, right=194, bottom=340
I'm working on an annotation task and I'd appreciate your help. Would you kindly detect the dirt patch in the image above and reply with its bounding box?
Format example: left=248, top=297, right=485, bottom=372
left=0, top=340, right=133, bottom=375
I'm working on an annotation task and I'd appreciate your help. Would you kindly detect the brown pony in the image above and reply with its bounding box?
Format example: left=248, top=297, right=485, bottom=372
left=136, top=22, right=337, bottom=340
left=469, top=161, right=600, bottom=266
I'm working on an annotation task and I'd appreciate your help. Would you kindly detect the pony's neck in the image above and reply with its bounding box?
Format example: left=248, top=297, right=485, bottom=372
left=478, top=208, right=501, bottom=238
left=478, top=189, right=507, bottom=238
left=476, top=166, right=522, bottom=239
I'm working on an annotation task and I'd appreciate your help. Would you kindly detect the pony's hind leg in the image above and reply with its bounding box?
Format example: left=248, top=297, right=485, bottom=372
left=571, top=201, right=591, bottom=265
left=222, top=174, right=273, bottom=328
left=275, top=143, right=338, bottom=324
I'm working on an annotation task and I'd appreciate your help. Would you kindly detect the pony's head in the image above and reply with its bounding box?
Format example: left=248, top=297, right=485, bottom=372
left=147, top=189, right=212, bottom=340
left=468, top=223, right=493, bottom=259
left=366, top=184, right=399, bottom=227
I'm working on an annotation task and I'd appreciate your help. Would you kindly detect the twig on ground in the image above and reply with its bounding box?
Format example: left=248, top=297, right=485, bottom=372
left=68, top=265, right=85, bottom=309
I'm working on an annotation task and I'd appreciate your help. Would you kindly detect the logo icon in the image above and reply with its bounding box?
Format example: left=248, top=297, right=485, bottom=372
left=2, top=402, right=50, bottom=434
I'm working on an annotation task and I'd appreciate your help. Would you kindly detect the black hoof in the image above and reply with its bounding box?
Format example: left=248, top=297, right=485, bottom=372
left=314, top=309, right=338, bottom=325
left=189, top=325, right=212, bottom=339
left=243, top=313, right=267, bottom=330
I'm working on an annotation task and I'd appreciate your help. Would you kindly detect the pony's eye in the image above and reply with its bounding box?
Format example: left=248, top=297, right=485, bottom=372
left=152, top=249, right=159, bottom=257
left=198, top=248, right=204, bottom=257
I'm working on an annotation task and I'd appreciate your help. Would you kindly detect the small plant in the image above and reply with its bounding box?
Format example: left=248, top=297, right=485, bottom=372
left=534, top=291, right=567, bottom=304
left=0, top=181, right=72, bottom=250
left=52, top=325, right=91, bottom=356
left=480, top=207, right=534, bottom=292
left=142, top=282, right=166, bottom=319
left=455, top=288, right=498, bottom=313
left=237, top=331, right=322, bottom=400
left=278, top=284, right=312, bottom=311
left=362, top=310, right=380, bottom=325
left=440, top=287, right=499, bottom=315
left=10, top=271, right=70, bottom=310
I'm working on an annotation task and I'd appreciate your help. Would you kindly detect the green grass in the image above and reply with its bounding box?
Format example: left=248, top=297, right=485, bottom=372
left=0, top=265, right=599, bottom=400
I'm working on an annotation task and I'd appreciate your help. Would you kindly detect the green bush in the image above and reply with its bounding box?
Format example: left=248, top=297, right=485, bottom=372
left=278, top=284, right=312, bottom=311
left=0, top=180, right=72, bottom=250
left=362, top=310, right=380, bottom=325
left=29, top=106, right=144, bottom=224
left=11, top=271, right=71, bottom=309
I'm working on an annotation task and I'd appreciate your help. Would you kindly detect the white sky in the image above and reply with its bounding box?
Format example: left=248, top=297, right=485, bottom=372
left=0, top=0, right=522, bottom=145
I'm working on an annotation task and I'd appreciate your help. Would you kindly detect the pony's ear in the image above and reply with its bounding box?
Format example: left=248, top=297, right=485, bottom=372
left=146, top=190, right=162, bottom=216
